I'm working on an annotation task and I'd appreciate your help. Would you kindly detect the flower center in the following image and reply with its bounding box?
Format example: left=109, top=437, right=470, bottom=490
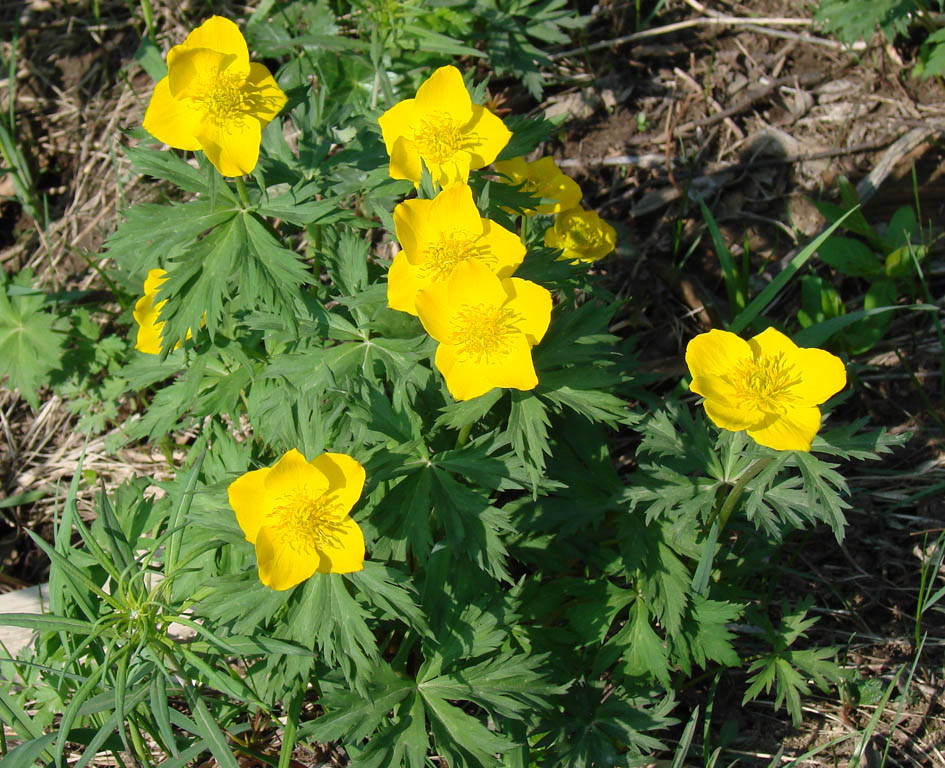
left=561, top=216, right=602, bottom=251
left=421, top=233, right=489, bottom=281
left=730, top=353, right=800, bottom=413
left=412, top=113, right=468, bottom=164
left=272, top=488, right=346, bottom=554
left=450, top=303, right=521, bottom=362
left=192, top=71, right=251, bottom=128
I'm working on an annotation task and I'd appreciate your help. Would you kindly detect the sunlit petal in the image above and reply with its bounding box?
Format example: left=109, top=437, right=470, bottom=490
left=196, top=115, right=262, bottom=177
left=255, top=525, right=320, bottom=591
left=464, top=105, right=511, bottom=169
left=387, top=251, right=424, bottom=315
left=314, top=518, right=365, bottom=574
left=747, top=406, right=822, bottom=451
left=245, top=62, right=287, bottom=123
left=177, top=15, right=250, bottom=75
left=142, top=78, right=203, bottom=150
left=685, top=329, right=752, bottom=379
left=748, top=326, right=797, bottom=359
left=310, top=453, right=366, bottom=515
left=227, top=466, right=272, bottom=544
left=504, top=277, right=551, bottom=345
left=414, top=65, right=472, bottom=125
left=479, top=220, right=525, bottom=277
left=784, top=347, right=847, bottom=405
left=265, top=449, right=328, bottom=498
left=703, top=398, right=764, bottom=432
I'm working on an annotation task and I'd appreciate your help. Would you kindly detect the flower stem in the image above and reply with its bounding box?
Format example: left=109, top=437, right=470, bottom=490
left=235, top=176, right=251, bottom=207
left=706, top=457, right=772, bottom=534
left=456, top=421, right=474, bottom=448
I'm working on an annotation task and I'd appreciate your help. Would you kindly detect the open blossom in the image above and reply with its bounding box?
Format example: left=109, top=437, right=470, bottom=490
left=388, top=183, right=524, bottom=316
left=544, top=207, right=617, bottom=263
left=494, top=156, right=582, bottom=215
left=133, top=268, right=171, bottom=355
left=686, top=328, right=847, bottom=451
left=227, top=449, right=366, bottom=590
left=142, top=16, right=286, bottom=177
left=415, top=258, right=552, bottom=401
left=378, top=65, right=511, bottom=188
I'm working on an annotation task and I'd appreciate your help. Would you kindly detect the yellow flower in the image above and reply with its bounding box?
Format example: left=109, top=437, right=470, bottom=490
left=544, top=207, right=617, bottom=263
left=686, top=328, right=847, bottom=451
left=415, top=258, right=552, bottom=401
left=388, top=183, right=524, bottom=316
left=378, top=65, right=512, bottom=188
left=142, top=16, right=286, bottom=177
left=133, top=268, right=171, bottom=355
left=227, top=449, right=366, bottom=590
left=494, top=156, right=582, bottom=216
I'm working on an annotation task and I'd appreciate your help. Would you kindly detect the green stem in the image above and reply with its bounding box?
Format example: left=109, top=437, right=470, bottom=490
left=520, top=214, right=529, bottom=246
left=705, top=457, right=772, bottom=534
left=278, top=686, right=305, bottom=768
left=456, top=421, right=474, bottom=448
left=235, top=176, right=251, bottom=207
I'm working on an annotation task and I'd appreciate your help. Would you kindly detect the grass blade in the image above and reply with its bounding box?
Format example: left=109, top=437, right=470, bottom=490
left=730, top=207, right=855, bottom=334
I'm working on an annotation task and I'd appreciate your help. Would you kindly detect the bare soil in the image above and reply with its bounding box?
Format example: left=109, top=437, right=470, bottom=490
left=2, top=0, right=945, bottom=764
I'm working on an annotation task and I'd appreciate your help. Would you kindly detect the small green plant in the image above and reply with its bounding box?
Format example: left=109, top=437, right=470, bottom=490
left=800, top=177, right=930, bottom=354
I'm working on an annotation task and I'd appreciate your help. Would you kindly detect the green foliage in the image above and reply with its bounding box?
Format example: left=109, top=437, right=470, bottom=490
left=0, top=3, right=904, bottom=766
left=0, top=270, right=68, bottom=408
left=803, top=177, right=931, bottom=353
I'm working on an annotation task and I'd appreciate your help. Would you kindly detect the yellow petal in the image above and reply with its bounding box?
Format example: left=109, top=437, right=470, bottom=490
left=143, top=268, right=168, bottom=294
left=265, top=449, right=329, bottom=498
left=415, top=66, right=472, bottom=126
left=387, top=251, right=424, bottom=316
left=415, top=280, right=455, bottom=342
left=494, top=157, right=528, bottom=184
left=227, top=466, right=272, bottom=544
left=133, top=292, right=165, bottom=355
left=314, top=517, right=365, bottom=574
left=685, top=329, right=752, bottom=379
left=310, top=453, right=366, bottom=515
left=747, top=406, right=822, bottom=451
left=167, top=48, right=228, bottom=99
left=784, top=347, right=847, bottom=406
left=504, top=277, right=551, bottom=346
left=393, top=198, right=431, bottom=261
left=378, top=99, right=418, bottom=156
left=689, top=373, right=737, bottom=402
left=464, top=105, right=511, bottom=169
left=245, top=62, right=287, bottom=124
left=142, top=77, right=203, bottom=151
left=479, top=219, right=525, bottom=278
left=438, top=335, right=536, bottom=400
left=702, top=397, right=764, bottom=432
left=389, top=135, right=422, bottom=184
left=748, top=326, right=797, bottom=359
left=428, top=152, right=471, bottom=189
left=255, top=524, right=320, bottom=590
left=195, top=113, right=262, bottom=176
left=175, top=15, right=250, bottom=76
left=448, top=257, right=507, bottom=308
left=429, top=183, right=482, bottom=237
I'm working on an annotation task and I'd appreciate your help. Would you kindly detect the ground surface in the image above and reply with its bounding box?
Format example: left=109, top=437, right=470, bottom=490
left=1, top=0, right=944, bottom=764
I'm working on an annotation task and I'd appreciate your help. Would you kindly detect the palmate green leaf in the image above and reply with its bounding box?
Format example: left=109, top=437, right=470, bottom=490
left=431, top=468, right=513, bottom=581
left=436, top=389, right=503, bottom=430
left=813, top=420, right=906, bottom=459
left=425, top=692, right=512, bottom=768
left=123, top=144, right=225, bottom=197
left=0, top=272, right=67, bottom=408
left=794, top=452, right=851, bottom=542
left=508, top=390, right=551, bottom=481
left=420, top=649, right=566, bottom=719
left=678, top=595, right=742, bottom=672
left=349, top=561, right=427, bottom=634
left=538, top=681, right=674, bottom=767
left=370, top=468, right=435, bottom=562
left=302, top=661, right=414, bottom=743
left=613, top=600, right=671, bottom=687
left=105, top=200, right=238, bottom=281
left=353, top=693, right=428, bottom=768
left=293, top=573, right=380, bottom=690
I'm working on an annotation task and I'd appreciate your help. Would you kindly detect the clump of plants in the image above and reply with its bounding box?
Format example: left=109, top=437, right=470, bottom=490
left=0, top=6, right=901, bottom=767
